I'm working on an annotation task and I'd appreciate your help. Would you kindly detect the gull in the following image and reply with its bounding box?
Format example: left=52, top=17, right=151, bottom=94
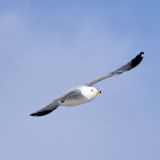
left=30, top=52, right=144, bottom=116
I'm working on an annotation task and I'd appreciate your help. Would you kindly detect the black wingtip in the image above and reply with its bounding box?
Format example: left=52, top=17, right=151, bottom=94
left=130, top=52, right=144, bottom=68
left=30, top=113, right=38, bottom=116
left=139, top=52, right=144, bottom=58
left=30, top=110, right=53, bottom=117
left=30, top=106, right=58, bottom=117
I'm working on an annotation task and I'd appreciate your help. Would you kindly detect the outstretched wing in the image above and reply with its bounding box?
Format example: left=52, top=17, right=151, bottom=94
left=30, top=89, right=81, bottom=116
left=30, top=99, right=60, bottom=116
left=85, top=52, right=144, bottom=86
left=59, top=89, right=81, bottom=104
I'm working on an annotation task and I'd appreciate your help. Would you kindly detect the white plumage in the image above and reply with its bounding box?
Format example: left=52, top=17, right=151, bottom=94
left=30, top=52, right=144, bottom=116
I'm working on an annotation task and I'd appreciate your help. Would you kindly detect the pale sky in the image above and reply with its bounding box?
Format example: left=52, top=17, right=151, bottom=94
left=0, top=1, right=160, bottom=160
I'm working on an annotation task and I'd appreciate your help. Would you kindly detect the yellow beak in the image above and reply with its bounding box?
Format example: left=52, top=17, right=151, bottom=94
left=97, top=90, right=102, bottom=94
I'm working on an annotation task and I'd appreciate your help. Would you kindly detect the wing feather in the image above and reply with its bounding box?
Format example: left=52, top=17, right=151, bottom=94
left=30, top=89, right=81, bottom=116
left=30, top=99, right=60, bottom=116
left=85, top=52, right=144, bottom=86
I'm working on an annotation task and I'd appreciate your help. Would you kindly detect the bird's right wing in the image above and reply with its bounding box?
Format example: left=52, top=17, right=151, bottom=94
left=85, top=52, right=144, bottom=86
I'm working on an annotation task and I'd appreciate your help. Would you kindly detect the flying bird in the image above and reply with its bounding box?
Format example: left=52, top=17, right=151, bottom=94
left=30, top=52, right=144, bottom=116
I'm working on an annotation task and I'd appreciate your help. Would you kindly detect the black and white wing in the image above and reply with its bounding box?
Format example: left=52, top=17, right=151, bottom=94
left=85, top=52, right=144, bottom=86
left=30, top=89, right=81, bottom=116
left=30, top=99, right=60, bottom=116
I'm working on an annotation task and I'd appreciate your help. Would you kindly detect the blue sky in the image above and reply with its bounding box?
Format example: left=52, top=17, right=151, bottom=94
left=0, top=1, right=160, bottom=160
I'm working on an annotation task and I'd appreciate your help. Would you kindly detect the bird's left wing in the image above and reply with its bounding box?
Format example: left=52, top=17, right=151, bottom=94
left=59, top=89, right=81, bottom=103
left=85, top=52, right=144, bottom=86
left=30, top=89, right=81, bottom=117
left=30, top=99, right=60, bottom=116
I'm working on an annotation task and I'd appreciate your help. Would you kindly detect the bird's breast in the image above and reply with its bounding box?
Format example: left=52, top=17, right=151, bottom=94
left=62, top=94, right=94, bottom=107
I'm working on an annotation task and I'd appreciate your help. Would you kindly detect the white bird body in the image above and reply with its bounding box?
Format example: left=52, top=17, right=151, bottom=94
left=62, top=86, right=100, bottom=106
left=30, top=52, right=144, bottom=116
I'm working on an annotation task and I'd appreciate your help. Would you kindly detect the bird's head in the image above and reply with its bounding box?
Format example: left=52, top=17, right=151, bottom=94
left=80, top=86, right=102, bottom=100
